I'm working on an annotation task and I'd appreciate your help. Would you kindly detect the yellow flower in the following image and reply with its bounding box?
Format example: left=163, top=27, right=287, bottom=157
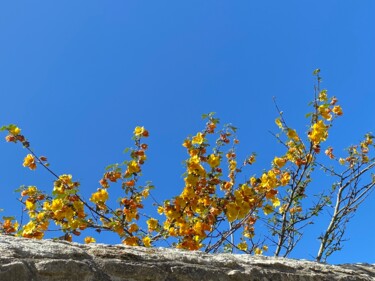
left=143, top=236, right=151, bottom=247
left=23, top=154, right=37, bottom=170
left=237, top=241, right=248, bottom=251
left=146, top=218, right=158, bottom=231
left=123, top=236, right=139, bottom=246
left=225, top=202, right=238, bottom=222
left=318, top=105, right=332, bottom=121
left=187, top=155, right=206, bottom=176
left=273, top=157, right=287, bottom=168
left=90, top=189, right=109, bottom=204
left=36, top=212, right=46, bottom=222
left=207, top=154, right=220, bottom=168
left=275, top=118, right=283, bottom=129
left=229, top=160, right=237, bottom=171
left=192, top=132, right=204, bottom=145
left=339, top=158, right=346, bottom=165
left=318, top=90, right=328, bottom=101
left=84, top=236, right=96, bottom=244
left=22, top=221, right=36, bottom=235
left=332, top=105, right=343, bottom=116
left=127, top=160, right=140, bottom=174
left=25, top=199, right=36, bottom=211
left=250, top=177, right=257, bottom=187
left=184, top=175, right=198, bottom=189
left=134, top=126, right=145, bottom=136
left=262, top=245, right=269, bottom=251
left=261, top=170, right=278, bottom=190
left=26, top=186, right=38, bottom=196
left=271, top=197, right=280, bottom=207
left=308, top=120, right=328, bottom=144
left=50, top=198, right=64, bottom=212
left=157, top=206, right=164, bottom=214
left=287, top=129, right=299, bottom=141
left=128, top=223, right=139, bottom=233
left=254, top=247, right=263, bottom=255
left=280, top=172, right=291, bottom=186
left=142, top=189, right=149, bottom=198
left=9, top=126, right=21, bottom=135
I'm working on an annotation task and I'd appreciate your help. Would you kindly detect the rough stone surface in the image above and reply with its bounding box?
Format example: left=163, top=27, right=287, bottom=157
left=0, top=235, right=374, bottom=281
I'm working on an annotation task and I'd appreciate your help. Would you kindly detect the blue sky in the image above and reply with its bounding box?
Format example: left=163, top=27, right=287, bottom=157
left=0, top=1, right=374, bottom=264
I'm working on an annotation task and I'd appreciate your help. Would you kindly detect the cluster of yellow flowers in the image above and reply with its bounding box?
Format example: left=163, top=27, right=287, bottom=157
left=19, top=174, right=88, bottom=240
left=92, top=126, right=153, bottom=247
left=4, top=79, right=375, bottom=257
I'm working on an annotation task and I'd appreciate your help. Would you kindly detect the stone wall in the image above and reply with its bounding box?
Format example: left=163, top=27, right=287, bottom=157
left=0, top=235, right=374, bottom=281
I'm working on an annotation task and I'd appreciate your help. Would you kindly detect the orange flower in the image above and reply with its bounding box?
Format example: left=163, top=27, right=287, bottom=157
left=332, top=105, right=343, bottom=116
left=84, top=236, right=96, bottom=244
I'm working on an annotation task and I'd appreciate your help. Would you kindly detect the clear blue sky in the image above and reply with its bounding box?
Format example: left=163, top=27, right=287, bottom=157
left=0, top=1, right=374, bottom=264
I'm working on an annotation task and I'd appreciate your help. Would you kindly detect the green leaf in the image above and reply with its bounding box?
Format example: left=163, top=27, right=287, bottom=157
left=0, top=125, right=9, bottom=132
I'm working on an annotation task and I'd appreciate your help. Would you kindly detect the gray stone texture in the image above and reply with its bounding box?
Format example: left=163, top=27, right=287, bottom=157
left=0, top=235, right=374, bottom=281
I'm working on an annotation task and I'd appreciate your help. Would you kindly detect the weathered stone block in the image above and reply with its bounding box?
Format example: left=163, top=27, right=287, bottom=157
left=0, top=235, right=374, bottom=281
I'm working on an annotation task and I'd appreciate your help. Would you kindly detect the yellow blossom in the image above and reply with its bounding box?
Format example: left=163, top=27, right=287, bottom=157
left=237, top=241, right=248, bottom=251
left=127, top=160, right=140, bottom=174
left=287, top=129, right=299, bottom=141
left=90, top=189, right=109, bottom=204
left=143, top=236, right=151, bottom=247
left=275, top=118, right=283, bottom=129
left=157, top=206, right=164, bottom=214
left=254, top=248, right=263, bottom=255
left=9, top=126, right=21, bottom=135
left=146, top=218, right=158, bottom=231
left=123, top=236, right=139, bottom=246
left=229, top=160, right=237, bottom=171
left=271, top=197, right=280, bottom=207
left=318, top=105, right=332, bottom=121
left=308, top=120, right=328, bottom=144
left=128, top=223, right=139, bottom=233
left=50, top=198, right=64, bottom=212
left=207, top=154, right=220, bottom=168
left=187, top=155, right=205, bottom=176
left=280, top=172, right=291, bottom=186
left=23, top=186, right=38, bottom=196
left=225, top=202, right=238, bottom=222
left=318, top=90, right=328, bottom=101
left=25, top=199, right=36, bottom=211
left=273, top=157, right=287, bottom=168
left=134, top=126, right=145, bottom=136
left=250, top=177, right=257, bottom=187
left=23, top=154, right=36, bottom=170
left=22, top=221, right=36, bottom=235
left=261, top=170, right=278, bottom=190
left=332, top=105, right=343, bottom=116
left=84, top=236, right=96, bottom=244
left=192, top=132, right=204, bottom=145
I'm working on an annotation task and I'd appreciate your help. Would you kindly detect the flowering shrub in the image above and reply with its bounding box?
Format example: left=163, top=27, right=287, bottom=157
left=1, top=70, right=374, bottom=262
